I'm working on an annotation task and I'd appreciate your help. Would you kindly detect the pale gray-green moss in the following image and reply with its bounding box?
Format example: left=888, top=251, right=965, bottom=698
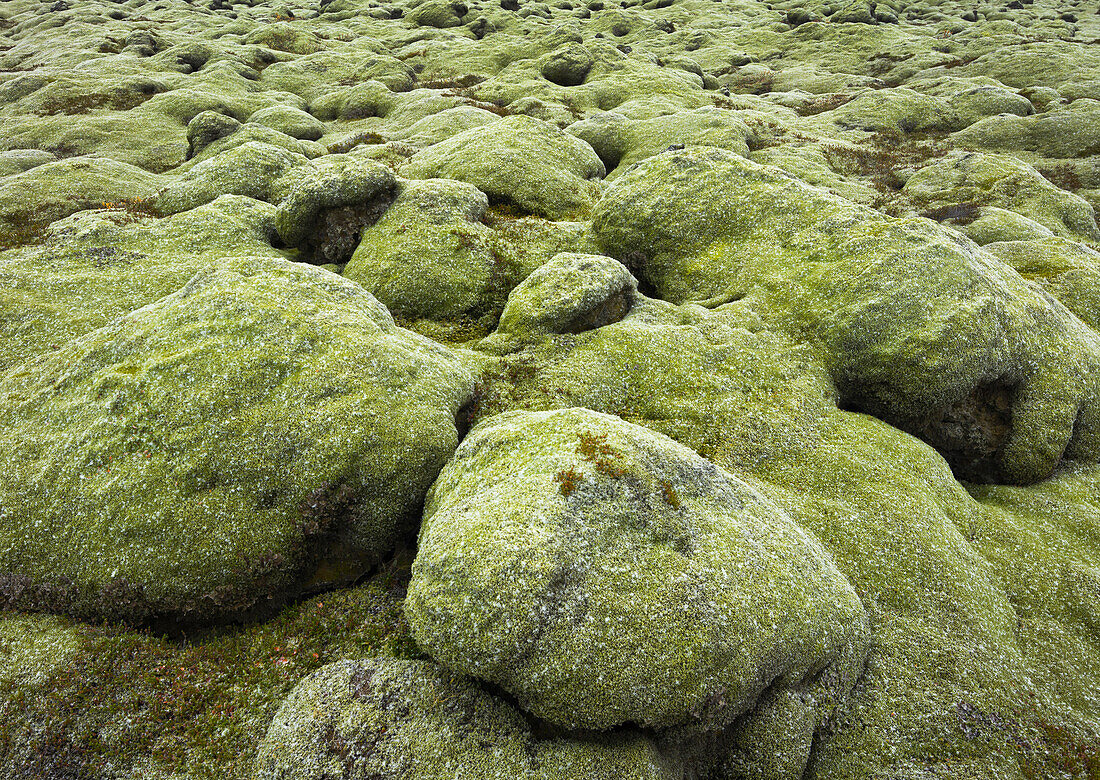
left=484, top=251, right=636, bottom=348
left=983, top=237, right=1100, bottom=332
left=2, top=0, right=1100, bottom=775
left=903, top=151, right=1100, bottom=243
left=567, top=108, right=751, bottom=178
left=254, top=657, right=683, bottom=780
left=0, top=557, right=422, bottom=780
left=273, top=154, right=398, bottom=263
left=407, top=408, right=868, bottom=748
left=155, top=141, right=310, bottom=216
left=343, top=178, right=499, bottom=324
left=462, top=301, right=1100, bottom=779
left=400, top=115, right=606, bottom=220
left=0, top=157, right=166, bottom=248
left=0, top=195, right=283, bottom=373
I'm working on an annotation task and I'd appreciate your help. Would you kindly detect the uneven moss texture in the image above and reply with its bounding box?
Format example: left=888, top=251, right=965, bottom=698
left=273, top=154, right=398, bottom=263
left=486, top=251, right=636, bottom=347
left=0, top=256, right=473, bottom=627
left=401, top=114, right=606, bottom=220
left=2, top=0, right=1100, bottom=775
left=903, top=151, right=1100, bottom=242
left=344, top=177, right=499, bottom=323
left=155, top=141, right=309, bottom=216
left=0, top=157, right=166, bottom=249
left=462, top=301, right=1100, bottom=780
left=407, top=408, right=868, bottom=750
left=593, top=147, right=1100, bottom=485
left=0, top=555, right=420, bottom=780
left=254, top=657, right=683, bottom=780
left=0, top=195, right=283, bottom=374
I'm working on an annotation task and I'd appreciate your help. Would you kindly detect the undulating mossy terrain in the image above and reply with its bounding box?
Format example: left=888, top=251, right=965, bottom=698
left=1, top=0, right=1099, bottom=776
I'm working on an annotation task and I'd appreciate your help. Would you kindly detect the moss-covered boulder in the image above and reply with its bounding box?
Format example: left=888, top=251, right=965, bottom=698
left=827, top=87, right=962, bottom=134
left=0, top=257, right=474, bottom=628
left=948, top=84, right=1034, bottom=128
left=187, top=122, right=328, bottom=165
left=0, top=157, right=165, bottom=248
left=3, top=0, right=1100, bottom=775
left=401, top=115, right=606, bottom=220
left=308, top=80, right=397, bottom=123
left=0, top=149, right=55, bottom=178
left=539, top=42, right=595, bottom=87
left=187, top=110, right=243, bottom=158
left=406, top=408, right=868, bottom=743
left=0, top=195, right=283, bottom=374
left=274, top=155, right=398, bottom=264
left=0, top=109, right=190, bottom=173
left=485, top=252, right=637, bottom=348
left=407, top=0, right=469, bottom=28
left=458, top=296, right=1100, bottom=777
left=247, top=105, right=326, bottom=142
left=244, top=22, right=330, bottom=56
left=253, top=657, right=682, bottom=780
left=953, top=206, right=1057, bottom=245
left=343, top=178, right=498, bottom=323
left=155, top=141, right=309, bottom=216
left=903, top=151, right=1100, bottom=242
left=567, top=108, right=751, bottom=177
left=593, top=147, right=1100, bottom=485
left=953, top=100, right=1100, bottom=159
left=390, top=105, right=501, bottom=148
left=984, top=237, right=1100, bottom=332
left=0, top=555, right=426, bottom=778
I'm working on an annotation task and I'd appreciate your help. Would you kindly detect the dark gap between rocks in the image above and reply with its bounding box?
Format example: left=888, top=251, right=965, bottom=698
left=841, top=378, right=1017, bottom=484
left=299, top=188, right=398, bottom=265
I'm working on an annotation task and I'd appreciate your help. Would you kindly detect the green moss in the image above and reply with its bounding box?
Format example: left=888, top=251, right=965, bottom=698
left=0, top=552, right=421, bottom=779
left=0, top=157, right=167, bottom=250
left=399, top=115, right=606, bottom=221
left=407, top=408, right=868, bottom=743
left=0, top=256, right=473, bottom=627
left=0, top=195, right=283, bottom=374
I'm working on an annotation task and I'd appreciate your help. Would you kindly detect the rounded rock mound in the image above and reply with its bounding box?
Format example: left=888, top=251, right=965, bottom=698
left=400, top=115, right=605, bottom=220
left=592, top=146, right=1100, bottom=485
left=405, top=408, right=869, bottom=738
left=253, top=657, right=681, bottom=780
left=484, top=251, right=637, bottom=347
left=0, top=257, right=473, bottom=628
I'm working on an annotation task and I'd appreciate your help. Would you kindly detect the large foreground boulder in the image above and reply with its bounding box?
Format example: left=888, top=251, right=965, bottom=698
left=406, top=408, right=868, bottom=765
left=0, top=257, right=474, bottom=628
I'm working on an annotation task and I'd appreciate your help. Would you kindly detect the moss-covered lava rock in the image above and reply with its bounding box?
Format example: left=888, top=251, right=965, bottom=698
left=406, top=407, right=868, bottom=750
left=3, top=0, right=1100, bottom=775
left=253, top=657, right=684, bottom=780
left=401, top=115, right=606, bottom=220
left=593, top=146, right=1100, bottom=485
left=0, top=256, right=473, bottom=628
left=485, top=251, right=637, bottom=347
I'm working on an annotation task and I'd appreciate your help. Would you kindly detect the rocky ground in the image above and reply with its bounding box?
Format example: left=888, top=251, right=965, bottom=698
left=1, top=0, right=1100, bottom=776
